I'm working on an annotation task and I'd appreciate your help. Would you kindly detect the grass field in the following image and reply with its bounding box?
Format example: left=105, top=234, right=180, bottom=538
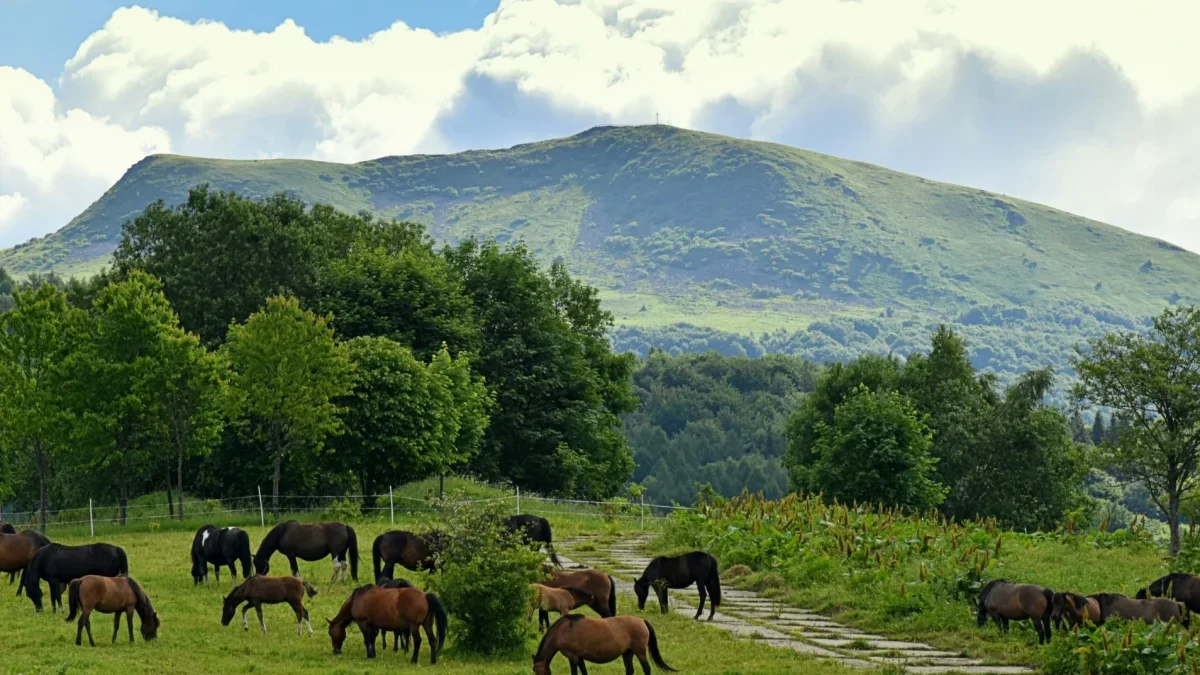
left=0, top=509, right=862, bottom=675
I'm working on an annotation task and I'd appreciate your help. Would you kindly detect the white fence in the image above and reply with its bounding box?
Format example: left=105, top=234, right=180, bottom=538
left=0, top=485, right=694, bottom=535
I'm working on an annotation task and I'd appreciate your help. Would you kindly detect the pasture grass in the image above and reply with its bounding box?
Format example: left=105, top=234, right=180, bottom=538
left=1, top=515, right=857, bottom=675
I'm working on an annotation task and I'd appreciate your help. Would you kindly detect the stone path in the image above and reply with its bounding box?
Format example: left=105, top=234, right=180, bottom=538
left=555, top=533, right=1031, bottom=674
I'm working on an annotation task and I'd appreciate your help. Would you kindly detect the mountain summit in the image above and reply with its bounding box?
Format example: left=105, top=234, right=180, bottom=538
left=3, top=125, right=1195, bottom=376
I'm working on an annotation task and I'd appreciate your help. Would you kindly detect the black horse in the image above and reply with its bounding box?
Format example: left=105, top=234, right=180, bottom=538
left=191, top=525, right=253, bottom=586
left=254, top=520, right=359, bottom=583
left=372, top=530, right=445, bottom=579
left=504, top=514, right=562, bottom=567
left=1137, top=572, right=1200, bottom=613
left=23, top=542, right=128, bottom=612
left=0, top=521, right=16, bottom=534
left=377, top=576, right=415, bottom=653
left=634, top=551, right=722, bottom=621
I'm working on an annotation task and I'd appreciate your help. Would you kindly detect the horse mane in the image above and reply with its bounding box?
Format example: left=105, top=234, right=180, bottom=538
left=977, top=578, right=1008, bottom=603
left=22, top=529, right=51, bottom=547
left=125, top=577, right=155, bottom=623
left=533, top=614, right=586, bottom=660
left=255, top=521, right=289, bottom=560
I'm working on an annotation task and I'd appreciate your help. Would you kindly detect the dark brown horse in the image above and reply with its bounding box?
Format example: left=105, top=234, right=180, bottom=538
left=532, top=615, right=677, bottom=675
left=975, top=580, right=1054, bottom=644
left=1, top=529, right=49, bottom=589
left=24, top=542, right=128, bottom=612
left=371, top=530, right=445, bottom=578
left=1094, top=593, right=1189, bottom=626
left=254, top=520, right=359, bottom=583
left=1137, top=573, right=1200, bottom=613
left=544, top=568, right=617, bottom=619
left=505, top=514, right=562, bottom=567
left=1051, top=591, right=1102, bottom=629
left=65, top=575, right=159, bottom=646
left=221, top=575, right=318, bottom=635
left=634, top=552, right=721, bottom=621
left=327, top=584, right=447, bottom=663
left=0, top=521, right=16, bottom=583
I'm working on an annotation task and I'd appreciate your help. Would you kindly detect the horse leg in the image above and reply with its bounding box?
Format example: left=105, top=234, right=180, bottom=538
left=623, top=651, right=635, bottom=675
left=409, top=624, right=421, bottom=664
left=214, top=565, right=220, bottom=585
left=255, top=602, right=267, bottom=634
left=359, top=622, right=376, bottom=659
left=540, top=607, right=550, bottom=632
left=241, top=602, right=252, bottom=630
left=126, top=608, right=135, bottom=642
left=112, top=612, right=121, bottom=642
left=695, top=583, right=707, bottom=620
left=578, top=659, right=590, bottom=675
left=289, top=556, right=300, bottom=578
left=84, top=611, right=96, bottom=647
left=636, top=651, right=653, bottom=675
left=571, top=660, right=580, bottom=675
left=49, top=579, right=61, bottom=612
left=75, top=613, right=85, bottom=646
left=424, top=617, right=438, bottom=664
left=303, top=605, right=314, bottom=636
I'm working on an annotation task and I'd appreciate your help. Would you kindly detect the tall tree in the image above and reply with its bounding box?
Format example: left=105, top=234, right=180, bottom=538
left=64, top=271, right=183, bottom=525
left=1091, top=412, right=1107, bottom=446
left=0, top=267, right=15, bottom=314
left=334, top=337, right=491, bottom=497
left=159, top=327, right=228, bottom=519
left=445, top=241, right=637, bottom=498
left=0, top=283, right=78, bottom=530
left=1073, top=306, right=1200, bottom=555
left=1069, top=411, right=1089, bottom=445
left=223, top=296, right=355, bottom=518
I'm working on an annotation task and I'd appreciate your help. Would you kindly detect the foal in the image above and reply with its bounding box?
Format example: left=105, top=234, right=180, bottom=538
left=530, top=583, right=594, bottom=632
left=65, top=575, right=160, bottom=647
left=532, top=615, right=677, bottom=675
left=221, top=575, right=318, bottom=635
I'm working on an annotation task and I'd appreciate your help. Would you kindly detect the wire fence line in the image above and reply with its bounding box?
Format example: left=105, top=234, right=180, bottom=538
left=0, top=484, right=695, bottom=535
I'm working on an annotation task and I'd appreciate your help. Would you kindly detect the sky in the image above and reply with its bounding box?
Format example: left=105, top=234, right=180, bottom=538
left=2, top=0, right=1200, bottom=253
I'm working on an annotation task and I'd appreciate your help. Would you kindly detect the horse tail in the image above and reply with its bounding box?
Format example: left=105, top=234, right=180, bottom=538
left=65, top=579, right=82, bottom=622
left=645, top=620, right=677, bottom=672
left=346, top=525, right=359, bottom=582
left=116, top=546, right=129, bottom=576
left=543, top=518, right=563, bottom=567
left=608, top=575, right=617, bottom=618
left=427, top=593, right=448, bottom=657
left=708, top=555, right=722, bottom=608
left=372, top=534, right=384, bottom=582
left=236, top=529, right=252, bottom=578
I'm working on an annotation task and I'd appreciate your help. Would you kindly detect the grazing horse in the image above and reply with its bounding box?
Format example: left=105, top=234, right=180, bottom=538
left=191, top=525, right=252, bottom=586
left=634, top=552, right=722, bottom=621
left=505, top=514, right=562, bottom=567
left=65, top=575, right=159, bottom=646
left=530, top=583, right=594, bottom=632
left=1, top=529, right=50, bottom=589
left=1051, top=591, right=1102, bottom=629
left=544, top=568, right=617, bottom=619
left=327, top=584, right=448, bottom=663
left=372, top=530, right=444, bottom=579
left=1137, top=573, right=1200, bottom=613
left=254, top=520, right=359, bottom=583
left=222, top=575, right=318, bottom=635
left=377, top=577, right=415, bottom=654
left=23, top=542, right=128, bottom=612
left=1094, top=593, right=1189, bottom=627
left=532, top=615, right=677, bottom=675
left=975, top=580, right=1054, bottom=644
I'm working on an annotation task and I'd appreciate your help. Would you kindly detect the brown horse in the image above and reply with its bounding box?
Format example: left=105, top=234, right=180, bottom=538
left=327, top=584, right=447, bottom=663
left=1094, top=593, right=1189, bottom=626
left=1051, top=592, right=1102, bottom=629
left=1137, top=573, right=1200, bottom=613
left=221, top=575, right=318, bottom=635
left=532, top=615, right=677, bottom=675
left=1, top=529, right=50, bottom=589
left=371, top=530, right=445, bottom=578
left=65, top=575, right=159, bottom=646
left=975, top=580, right=1054, bottom=644
left=543, top=568, right=616, bottom=619
left=530, top=583, right=594, bottom=632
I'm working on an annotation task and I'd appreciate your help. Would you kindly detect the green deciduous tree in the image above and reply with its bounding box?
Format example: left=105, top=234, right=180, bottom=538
left=800, top=384, right=945, bottom=509
left=223, top=296, right=355, bottom=519
left=335, top=336, right=491, bottom=496
left=1073, top=306, right=1200, bottom=555
left=0, top=283, right=79, bottom=530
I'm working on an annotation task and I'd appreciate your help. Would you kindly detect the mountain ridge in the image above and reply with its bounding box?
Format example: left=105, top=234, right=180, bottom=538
left=3, top=125, right=1195, bottom=378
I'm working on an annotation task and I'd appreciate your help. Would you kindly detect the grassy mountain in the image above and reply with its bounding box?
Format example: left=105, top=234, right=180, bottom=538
left=3, top=125, right=1196, bottom=378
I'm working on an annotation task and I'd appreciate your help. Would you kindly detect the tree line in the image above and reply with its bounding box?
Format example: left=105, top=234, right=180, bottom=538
left=0, top=186, right=637, bottom=528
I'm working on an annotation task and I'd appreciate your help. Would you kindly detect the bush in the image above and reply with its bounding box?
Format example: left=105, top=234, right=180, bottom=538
left=428, top=499, right=544, bottom=655
left=322, top=496, right=362, bottom=522
left=1042, top=620, right=1198, bottom=675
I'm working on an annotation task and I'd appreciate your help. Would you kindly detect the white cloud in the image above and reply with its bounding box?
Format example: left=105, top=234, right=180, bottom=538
left=0, top=193, right=30, bottom=229
left=2, top=0, right=1200, bottom=251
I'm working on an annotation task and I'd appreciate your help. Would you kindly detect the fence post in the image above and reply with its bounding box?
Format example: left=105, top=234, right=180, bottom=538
left=89, top=499, right=94, bottom=537
left=257, top=486, right=265, bottom=527
left=516, top=486, right=521, bottom=515
left=389, top=486, right=394, bottom=525
left=640, top=494, right=645, bottom=531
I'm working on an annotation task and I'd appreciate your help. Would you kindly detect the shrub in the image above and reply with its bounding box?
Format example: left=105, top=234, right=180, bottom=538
left=428, top=499, right=544, bottom=655
left=1042, top=620, right=1198, bottom=675
left=322, top=496, right=362, bottom=522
